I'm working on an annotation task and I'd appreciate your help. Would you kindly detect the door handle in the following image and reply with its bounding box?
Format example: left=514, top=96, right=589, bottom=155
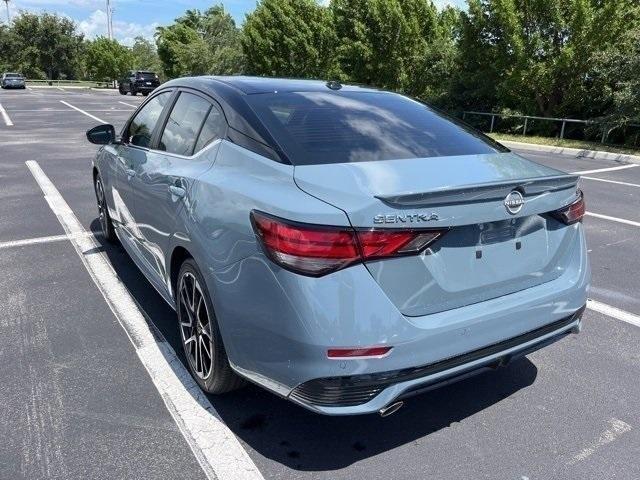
left=125, top=168, right=136, bottom=178
left=169, top=185, right=186, bottom=198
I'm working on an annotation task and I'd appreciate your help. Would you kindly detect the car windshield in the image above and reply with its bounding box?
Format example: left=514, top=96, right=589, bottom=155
left=245, top=91, right=505, bottom=165
left=5, top=73, right=22, bottom=78
left=138, top=72, right=156, bottom=79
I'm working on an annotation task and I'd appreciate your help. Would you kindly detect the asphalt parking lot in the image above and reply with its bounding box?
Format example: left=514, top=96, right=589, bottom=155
left=1, top=87, right=639, bottom=480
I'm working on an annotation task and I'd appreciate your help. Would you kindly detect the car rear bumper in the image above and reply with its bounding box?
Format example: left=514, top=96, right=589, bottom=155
left=134, top=82, right=159, bottom=91
left=288, top=305, right=584, bottom=415
left=211, top=224, right=589, bottom=416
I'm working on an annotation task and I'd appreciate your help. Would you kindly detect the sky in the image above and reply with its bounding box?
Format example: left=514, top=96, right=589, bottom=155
left=3, top=0, right=467, bottom=46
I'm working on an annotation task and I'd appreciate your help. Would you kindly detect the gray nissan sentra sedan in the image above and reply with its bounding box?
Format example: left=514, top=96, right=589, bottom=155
left=87, top=76, right=590, bottom=416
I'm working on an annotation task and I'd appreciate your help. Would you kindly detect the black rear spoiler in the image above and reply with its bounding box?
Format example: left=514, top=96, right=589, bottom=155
left=375, top=174, right=579, bottom=207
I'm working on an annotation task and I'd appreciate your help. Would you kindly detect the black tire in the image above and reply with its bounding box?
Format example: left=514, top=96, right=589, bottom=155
left=142, top=91, right=149, bottom=96
left=94, top=174, right=117, bottom=243
left=130, top=83, right=137, bottom=96
left=176, top=258, right=245, bottom=394
left=118, top=84, right=126, bottom=95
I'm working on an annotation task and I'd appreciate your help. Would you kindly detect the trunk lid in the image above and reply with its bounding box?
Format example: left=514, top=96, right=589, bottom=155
left=294, top=152, right=581, bottom=316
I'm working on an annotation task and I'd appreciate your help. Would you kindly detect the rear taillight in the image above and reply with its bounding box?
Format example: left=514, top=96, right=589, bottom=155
left=251, top=211, right=446, bottom=276
left=551, top=190, right=585, bottom=225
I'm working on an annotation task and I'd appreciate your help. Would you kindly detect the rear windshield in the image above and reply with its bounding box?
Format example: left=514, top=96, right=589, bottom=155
left=5, top=73, right=22, bottom=78
left=137, top=72, right=156, bottom=79
left=245, top=91, right=504, bottom=165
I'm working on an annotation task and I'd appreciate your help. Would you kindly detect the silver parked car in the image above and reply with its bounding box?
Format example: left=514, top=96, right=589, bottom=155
left=1, top=72, right=26, bottom=89
left=87, top=77, right=589, bottom=416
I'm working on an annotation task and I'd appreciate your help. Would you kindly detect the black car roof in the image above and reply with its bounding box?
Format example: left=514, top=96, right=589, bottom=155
left=155, top=76, right=386, bottom=165
left=166, top=75, right=380, bottom=95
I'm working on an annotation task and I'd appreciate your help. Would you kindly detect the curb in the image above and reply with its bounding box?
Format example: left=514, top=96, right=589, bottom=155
left=27, top=85, right=90, bottom=90
left=500, top=140, right=640, bottom=165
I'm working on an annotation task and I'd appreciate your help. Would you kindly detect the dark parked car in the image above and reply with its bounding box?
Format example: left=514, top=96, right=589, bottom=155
left=1, top=73, right=26, bottom=89
left=118, top=70, right=160, bottom=96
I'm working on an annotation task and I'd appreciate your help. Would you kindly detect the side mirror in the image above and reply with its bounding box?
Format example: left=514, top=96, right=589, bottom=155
left=86, top=124, right=116, bottom=145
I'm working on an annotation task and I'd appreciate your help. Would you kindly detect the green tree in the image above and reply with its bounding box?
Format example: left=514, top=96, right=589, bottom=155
left=242, top=0, right=336, bottom=78
left=130, top=36, right=163, bottom=75
left=10, top=12, right=84, bottom=80
left=456, top=0, right=640, bottom=118
left=331, top=0, right=439, bottom=92
left=156, top=5, right=243, bottom=78
left=84, top=37, right=132, bottom=82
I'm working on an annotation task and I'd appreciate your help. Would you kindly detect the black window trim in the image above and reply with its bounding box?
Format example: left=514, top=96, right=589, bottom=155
left=150, top=87, right=229, bottom=159
left=121, top=87, right=175, bottom=150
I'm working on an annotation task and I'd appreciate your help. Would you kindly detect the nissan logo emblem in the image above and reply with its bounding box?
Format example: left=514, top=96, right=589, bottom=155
left=504, top=190, right=524, bottom=215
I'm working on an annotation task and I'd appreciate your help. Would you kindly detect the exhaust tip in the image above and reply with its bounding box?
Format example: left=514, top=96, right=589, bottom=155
left=379, top=401, right=404, bottom=417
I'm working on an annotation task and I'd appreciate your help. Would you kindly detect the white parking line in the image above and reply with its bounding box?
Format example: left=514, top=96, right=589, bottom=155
left=587, top=299, right=640, bottom=328
left=585, top=212, right=640, bottom=228
left=0, top=232, right=96, bottom=250
left=572, top=164, right=638, bottom=175
left=582, top=176, right=640, bottom=188
left=25, top=160, right=264, bottom=480
left=569, top=418, right=632, bottom=465
left=0, top=102, right=14, bottom=126
left=118, top=101, right=137, bottom=108
left=60, top=100, right=106, bottom=124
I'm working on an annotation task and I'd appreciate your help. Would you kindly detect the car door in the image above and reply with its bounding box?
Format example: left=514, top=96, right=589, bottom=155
left=113, top=90, right=173, bottom=258
left=128, top=89, right=227, bottom=285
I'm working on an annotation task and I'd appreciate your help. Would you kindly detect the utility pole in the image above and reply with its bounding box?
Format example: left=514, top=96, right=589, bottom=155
left=106, top=0, right=116, bottom=88
left=106, top=0, right=113, bottom=40
left=3, top=0, right=10, bottom=25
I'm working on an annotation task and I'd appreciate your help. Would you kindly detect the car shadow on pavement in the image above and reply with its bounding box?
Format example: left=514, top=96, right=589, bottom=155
left=91, top=219, right=539, bottom=472
left=211, top=359, right=538, bottom=471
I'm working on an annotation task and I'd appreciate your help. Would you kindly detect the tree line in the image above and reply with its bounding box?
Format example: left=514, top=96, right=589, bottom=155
left=1, top=1, right=639, bottom=134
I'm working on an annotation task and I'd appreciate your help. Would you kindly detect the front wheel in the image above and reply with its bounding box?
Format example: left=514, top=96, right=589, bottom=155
left=94, top=175, right=117, bottom=243
left=129, top=84, right=137, bottom=96
left=118, top=84, right=126, bottom=95
left=177, top=259, right=244, bottom=394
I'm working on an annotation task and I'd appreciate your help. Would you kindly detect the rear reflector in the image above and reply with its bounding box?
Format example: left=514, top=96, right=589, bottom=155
left=251, top=211, right=446, bottom=276
left=327, top=347, right=392, bottom=359
left=551, top=190, right=585, bottom=225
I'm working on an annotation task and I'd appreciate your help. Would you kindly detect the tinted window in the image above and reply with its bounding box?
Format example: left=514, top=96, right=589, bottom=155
left=128, top=91, right=170, bottom=147
left=246, top=91, right=504, bottom=165
left=5, top=73, right=22, bottom=78
left=159, top=92, right=211, bottom=156
left=194, top=106, right=226, bottom=153
left=138, top=71, right=156, bottom=79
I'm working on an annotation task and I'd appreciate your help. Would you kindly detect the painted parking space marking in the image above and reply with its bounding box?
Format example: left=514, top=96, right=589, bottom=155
left=0, top=102, right=14, bottom=126
left=572, top=164, right=638, bottom=175
left=587, top=299, right=640, bottom=328
left=9, top=109, right=134, bottom=113
left=60, top=100, right=106, bottom=123
left=582, top=176, right=640, bottom=188
left=569, top=418, right=632, bottom=465
left=25, top=160, right=264, bottom=480
left=118, top=101, right=137, bottom=108
left=0, top=232, right=96, bottom=250
left=586, top=212, right=640, bottom=228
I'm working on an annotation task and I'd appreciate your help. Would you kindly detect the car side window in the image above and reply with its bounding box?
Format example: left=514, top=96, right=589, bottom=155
left=194, top=106, right=226, bottom=153
left=127, top=91, right=171, bottom=148
left=158, top=92, right=211, bottom=156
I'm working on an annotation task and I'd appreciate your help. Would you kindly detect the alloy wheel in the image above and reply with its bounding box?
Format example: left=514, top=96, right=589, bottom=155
left=178, top=272, right=214, bottom=380
left=95, top=178, right=108, bottom=237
